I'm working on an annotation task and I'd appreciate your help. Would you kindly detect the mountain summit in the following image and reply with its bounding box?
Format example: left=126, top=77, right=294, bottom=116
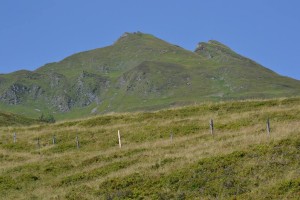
left=0, top=32, right=299, bottom=119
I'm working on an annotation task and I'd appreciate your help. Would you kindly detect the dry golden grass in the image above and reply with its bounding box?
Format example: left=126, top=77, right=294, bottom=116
left=0, top=98, right=300, bottom=199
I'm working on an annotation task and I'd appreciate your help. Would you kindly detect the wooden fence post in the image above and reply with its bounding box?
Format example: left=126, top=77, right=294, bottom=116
left=267, top=118, right=270, bottom=135
left=118, top=130, right=122, bottom=148
left=13, top=133, right=16, bottom=143
left=210, top=119, right=214, bottom=135
left=76, top=135, right=80, bottom=149
left=37, top=138, right=40, bottom=149
left=52, top=135, right=56, bottom=145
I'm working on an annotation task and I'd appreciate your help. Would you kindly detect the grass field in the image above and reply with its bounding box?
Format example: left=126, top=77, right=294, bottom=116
left=0, top=98, right=300, bottom=199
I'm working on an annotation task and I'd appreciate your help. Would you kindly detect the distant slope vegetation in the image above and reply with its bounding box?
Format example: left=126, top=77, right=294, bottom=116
left=0, top=32, right=300, bottom=119
left=0, top=111, right=39, bottom=126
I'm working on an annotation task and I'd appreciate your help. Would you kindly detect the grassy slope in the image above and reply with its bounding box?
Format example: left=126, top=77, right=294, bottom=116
left=195, top=40, right=300, bottom=99
left=0, top=111, right=40, bottom=127
left=0, top=97, right=299, bottom=199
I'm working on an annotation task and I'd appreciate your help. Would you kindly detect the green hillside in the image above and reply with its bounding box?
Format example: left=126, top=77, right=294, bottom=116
left=0, top=111, right=40, bottom=127
left=0, top=98, right=299, bottom=199
left=0, top=32, right=300, bottom=120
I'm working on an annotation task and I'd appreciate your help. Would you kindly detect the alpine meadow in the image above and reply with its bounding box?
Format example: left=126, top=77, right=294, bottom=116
left=0, top=98, right=300, bottom=199
left=0, top=32, right=300, bottom=199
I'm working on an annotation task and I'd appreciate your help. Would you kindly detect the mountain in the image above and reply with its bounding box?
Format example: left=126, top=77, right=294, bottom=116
left=0, top=32, right=300, bottom=119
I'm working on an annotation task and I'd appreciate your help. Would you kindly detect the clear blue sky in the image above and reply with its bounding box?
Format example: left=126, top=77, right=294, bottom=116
left=0, top=0, right=299, bottom=80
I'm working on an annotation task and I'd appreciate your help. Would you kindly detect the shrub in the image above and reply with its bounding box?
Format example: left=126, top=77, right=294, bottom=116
left=39, top=113, right=56, bottom=123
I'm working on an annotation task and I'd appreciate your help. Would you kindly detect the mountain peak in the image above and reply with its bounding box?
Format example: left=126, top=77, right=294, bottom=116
left=119, top=31, right=142, bottom=39
left=195, top=40, right=230, bottom=52
left=121, top=31, right=144, bottom=37
left=195, top=40, right=244, bottom=61
left=114, top=31, right=154, bottom=44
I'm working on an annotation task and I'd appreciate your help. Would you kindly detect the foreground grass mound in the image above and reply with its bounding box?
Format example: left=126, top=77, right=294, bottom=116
left=0, top=98, right=299, bottom=199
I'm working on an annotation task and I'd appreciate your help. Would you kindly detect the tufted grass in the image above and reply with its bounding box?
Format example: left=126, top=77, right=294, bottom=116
left=0, top=97, right=299, bottom=199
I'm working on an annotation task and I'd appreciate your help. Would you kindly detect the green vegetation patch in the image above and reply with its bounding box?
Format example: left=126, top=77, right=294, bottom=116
left=0, top=111, right=40, bottom=127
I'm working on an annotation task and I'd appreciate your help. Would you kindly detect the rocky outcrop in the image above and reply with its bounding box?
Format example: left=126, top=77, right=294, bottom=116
left=195, top=40, right=252, bottom=64
left=49, top=73, right=65, bottom=88
left=118, top=61, right=191, bottom=97
left=29, top=85, right=44, bottom=99
left=0, top=83, right=29, bottom=105
left=72, top=71, right=109, bottom=107
left=0, top=70, right=111, bottom=112
left=51, top=94, right=73, bottom=112
left=0, top=83, right=45, bottom=105
left=195, top=42, right=213, bottom=59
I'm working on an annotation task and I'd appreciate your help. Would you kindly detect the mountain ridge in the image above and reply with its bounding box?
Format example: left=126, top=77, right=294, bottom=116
left=0, top=32, right=299, bottom=120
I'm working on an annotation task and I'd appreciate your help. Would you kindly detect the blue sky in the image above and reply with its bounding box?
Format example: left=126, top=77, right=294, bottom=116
left=0, top=0, right=299, bottom=79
